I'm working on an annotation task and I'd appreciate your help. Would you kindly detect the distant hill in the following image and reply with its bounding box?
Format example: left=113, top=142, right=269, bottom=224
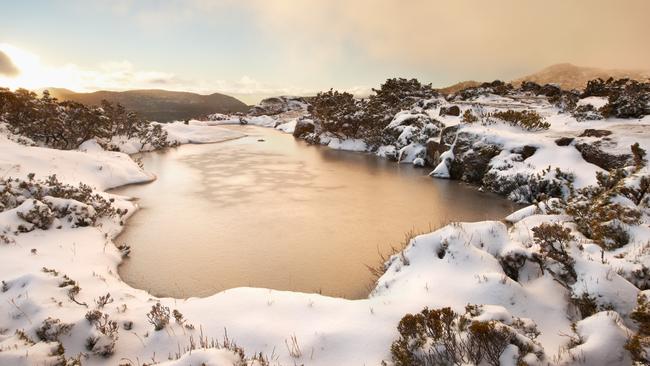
left=437, top=80, right=483, bottom=94
left=44, top=88, right=249, bottom=122
left=511, top=63, right=650, bottom=90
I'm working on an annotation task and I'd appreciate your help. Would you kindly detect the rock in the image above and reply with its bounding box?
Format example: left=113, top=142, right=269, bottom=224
left=425, top=139, right=447, bottom=166
left=250, top=96, right=308, bottom=116
left=292, top=119, right=315, bottom=138
left=512, top=145, right=537, bottom=160
left=579, top=129, right=612, bottom=138
left=555, top=137, right=574, bottom=146
left=574, top=143, right=632, bottom=170
left=439, top=105, right=460, bottom=116
left=439, top=125, right=460, bottom=146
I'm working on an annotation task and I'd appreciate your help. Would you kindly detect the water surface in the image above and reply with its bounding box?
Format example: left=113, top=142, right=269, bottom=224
left=115, top=126, right=518, bottom=299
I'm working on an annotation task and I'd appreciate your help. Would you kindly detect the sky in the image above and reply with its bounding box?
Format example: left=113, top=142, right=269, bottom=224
left=0, top=0, right=649, bottom=103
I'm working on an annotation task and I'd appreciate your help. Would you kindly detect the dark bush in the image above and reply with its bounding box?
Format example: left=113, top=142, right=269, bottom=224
left=0, top=87, right=173, bottom=150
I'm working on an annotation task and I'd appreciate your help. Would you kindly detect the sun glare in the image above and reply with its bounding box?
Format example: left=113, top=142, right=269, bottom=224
left=0, top=43, right=85, bottom=91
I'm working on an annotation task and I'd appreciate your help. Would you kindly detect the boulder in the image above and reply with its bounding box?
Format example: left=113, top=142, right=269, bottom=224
left=292, top=119, right=315, bottom=138
left=439, top=125, right=460, bottom=146
left=439, top=105, right=461, bottom=116
left=555, top=137, right=574, bottom=146
left=574, top=143, right=632, bottom=170
left=425, top=139, right=447, bottom=166
left=513, top=145, right=537, bottom=160
left=579, top=129, right=612, bottom=138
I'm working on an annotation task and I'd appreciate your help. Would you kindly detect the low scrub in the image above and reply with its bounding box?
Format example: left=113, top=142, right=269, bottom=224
left=491, top=110, right=550, bottom=131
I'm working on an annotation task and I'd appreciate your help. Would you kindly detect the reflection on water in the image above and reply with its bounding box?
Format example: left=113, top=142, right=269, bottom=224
left=114, top=126, right=518, bottom=299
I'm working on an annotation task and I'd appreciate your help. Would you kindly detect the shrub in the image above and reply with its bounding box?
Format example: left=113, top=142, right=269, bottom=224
left=491, top=110, right=550, bottom=131
left=461, top=109, right=478, bottom=123
left=632, top=142, right=647, bottom=169
left=16, top=200, right=55, bottom=230
left=389, top=305, right=542, bottom=366
left=36, top=317, right=74, bottom=342
left=565, top=166, right=643, bottom=250
left=625, top=294, right=650, bottom=363
left=147, top=302, right=170, bottom=331
left=531, top=223, right=576, bottom=287
left=86, top=313, right=119, bottom=357
left=308, top=89, right=360, bottom=136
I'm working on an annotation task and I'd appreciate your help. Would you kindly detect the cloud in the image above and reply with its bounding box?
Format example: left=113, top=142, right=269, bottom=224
left=245, top=0, right=650, bottom=79
left=0, top=50, right=19, bottom=76
left=88, top=0, right=650, bottom=85
left=0, top=44, right=321, bottom=103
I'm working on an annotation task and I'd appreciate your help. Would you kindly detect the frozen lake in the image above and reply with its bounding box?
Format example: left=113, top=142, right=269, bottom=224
left=115, top=125, right=518, bottom=299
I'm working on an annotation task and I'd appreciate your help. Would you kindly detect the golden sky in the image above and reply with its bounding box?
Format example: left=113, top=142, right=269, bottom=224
left=1, top=0, right=648, bottom=102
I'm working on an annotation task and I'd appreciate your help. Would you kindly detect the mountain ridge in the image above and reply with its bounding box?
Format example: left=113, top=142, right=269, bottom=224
left=439, top=63, right=650, bottom=94
left=43, top=88, right=249, bottom=122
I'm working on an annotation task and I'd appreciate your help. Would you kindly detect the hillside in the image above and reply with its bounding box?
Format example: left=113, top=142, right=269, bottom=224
left=45, top=88, right=249, bottom=122
left=436, top=80, right=482, bottom=94
left=512, top=63, right=650, bottom=90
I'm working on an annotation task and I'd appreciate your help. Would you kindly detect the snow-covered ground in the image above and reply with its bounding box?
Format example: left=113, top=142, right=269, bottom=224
left=1, top=91, right=649, bottom=365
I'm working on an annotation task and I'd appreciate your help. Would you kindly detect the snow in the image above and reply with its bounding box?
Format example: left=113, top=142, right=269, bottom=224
left=275, top=119, right=297, bottom=134
left=0, top=136, right=152, bottom=190
left=163, top=121, right=245, bottom=144
left=325, top=137, right=367, bottom=152
left=1, top=92, right=649, bottom=365
left=577, top=96, right=609, bottom=109
left=560, top=311, right=633, bottom=365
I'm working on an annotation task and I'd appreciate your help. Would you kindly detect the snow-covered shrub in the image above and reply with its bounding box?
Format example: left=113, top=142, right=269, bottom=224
left=147, top=302, right=171, bottom=331
left=36, top=317, right=74, bottom=342
left=0, top=174, right=125, bottom=236
left=85, top=312, right=119, bottom=358
left=498, top=252, right=528, bottom=281
left=572, top=104, right=604, bottom=121
left=388, top=305, right=543, bottom=366
left=564, top=166, right=645, bottom=250
left=384, top=112, right=443, bottom=150
left=16, top=199, right=55, bottom=230
left=305, top=78, right=438, bottom=149
left=452, top=80, right=513, bottom=101
left=582, top=78, right=650, bottom=119
left=490, top=110, right=550, bottom=131
left=484, top=166, right=575, bottom=203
